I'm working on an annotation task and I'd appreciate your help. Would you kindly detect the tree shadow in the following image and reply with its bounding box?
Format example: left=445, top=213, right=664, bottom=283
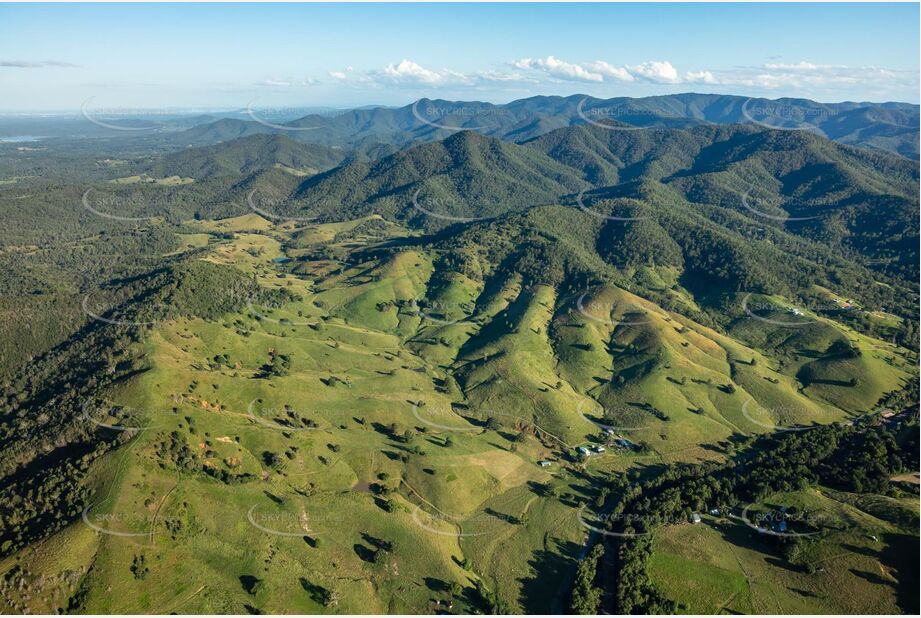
left=299, top=577, right=331, bottom=606
left=424, top=577, right=451, bottom=593
left=239, top=574, right=261, bottom=595
left=879, top=533, right=919, bottom=614
left=353, top=543, right=376, bottom=563
left=849, top=568, right=894, bottom=586
left=787, top=587, right=822, bottom=599
left=518, top=538, right=583, bottom=613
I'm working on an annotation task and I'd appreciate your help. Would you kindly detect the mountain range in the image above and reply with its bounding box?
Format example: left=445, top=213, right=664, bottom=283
left=169, top=93, right=920, bottom=158
left=0, top=90, right=917, bottom=615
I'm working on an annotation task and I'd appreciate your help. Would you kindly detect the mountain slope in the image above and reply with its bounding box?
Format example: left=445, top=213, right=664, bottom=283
left=151, top=134, right=346, bottom=180
left=289, top=130, right=585, bottom=226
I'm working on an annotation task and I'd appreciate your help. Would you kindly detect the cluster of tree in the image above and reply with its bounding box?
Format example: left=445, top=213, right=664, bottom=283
left=588, top=416, right=919, bottom=613
left=261, top=352, right=291, bottom=378
left=0, top=252, right=298, bottom=558
left=569, top=543, right=604, bottom=614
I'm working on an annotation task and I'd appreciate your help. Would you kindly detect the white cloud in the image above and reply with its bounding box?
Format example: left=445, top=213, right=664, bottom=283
left=335, top=55, right=723, bottom=90
left=762, top=61, right=845, bottom=71
left=379, top=59, right=469, bottom=85
left=684, top=70, right=718, bottom=84
left=715, top=62, right=917, bottom=93
left=511, top=56, right=605, bottom=82
left=477, top=69, right=528, bottom=82
left=329, top=66, right=354, bottom=80
left=382, top=59, right=442, bottom=83
left=629, top=60, right=680, bottom=83
left=261, top=78, right=292, bottom=87
left=316, top=57, right=917, bottom=99
left=586, top=60, right=634, bottom=82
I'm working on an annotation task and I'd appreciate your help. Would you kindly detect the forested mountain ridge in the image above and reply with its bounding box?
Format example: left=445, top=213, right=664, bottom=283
left=288, top=130, right=585, bottom=224
left=262, top=123, right=918, bottom=288
left=150, top=134, right=347, bottom=180
left=176, top=93, right=920, bottom=158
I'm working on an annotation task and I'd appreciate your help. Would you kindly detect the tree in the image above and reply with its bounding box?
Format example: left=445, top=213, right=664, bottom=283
left=570, top=543, right=604, bottom=614
left=475, top=580, right=500, bottom=613
left=130, top=554, right=148, bottom=580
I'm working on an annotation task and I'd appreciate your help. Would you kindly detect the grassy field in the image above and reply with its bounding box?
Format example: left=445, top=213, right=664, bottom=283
left=109, top=174, right=195, bottom=186
left=1, top=213, right=914, bottom=614
left=648, top=488, right=919, bottom=614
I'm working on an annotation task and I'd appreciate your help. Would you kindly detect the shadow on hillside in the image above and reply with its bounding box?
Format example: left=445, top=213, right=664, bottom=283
left=518, top=538, right=583, bottom=613
left=879, top=533, right=920, bottom=614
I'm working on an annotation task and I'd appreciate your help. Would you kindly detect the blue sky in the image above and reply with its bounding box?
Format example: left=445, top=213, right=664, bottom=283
left=1, top=2, right=918, bottom=111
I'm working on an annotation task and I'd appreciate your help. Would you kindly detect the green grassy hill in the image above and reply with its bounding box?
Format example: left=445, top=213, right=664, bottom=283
left=3, top=209, right=914, bottom=613
left=0, top=104, right=917, bottom=615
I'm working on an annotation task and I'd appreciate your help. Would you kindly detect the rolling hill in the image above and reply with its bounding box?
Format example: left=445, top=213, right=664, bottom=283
left=0, top=100, right=917, bottom=615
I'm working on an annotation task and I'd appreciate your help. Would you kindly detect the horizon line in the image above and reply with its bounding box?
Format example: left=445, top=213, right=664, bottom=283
left=1, top=91, right=919, bottom=116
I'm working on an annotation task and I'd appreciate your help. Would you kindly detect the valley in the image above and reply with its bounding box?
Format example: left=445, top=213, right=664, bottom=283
left=0, top=92, right=917, bottom=614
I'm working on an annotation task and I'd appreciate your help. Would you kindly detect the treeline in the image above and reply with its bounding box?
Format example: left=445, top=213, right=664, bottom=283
left=569, top=416, right=919, bottom=614
left=0, top=257, right=295, bottom=557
